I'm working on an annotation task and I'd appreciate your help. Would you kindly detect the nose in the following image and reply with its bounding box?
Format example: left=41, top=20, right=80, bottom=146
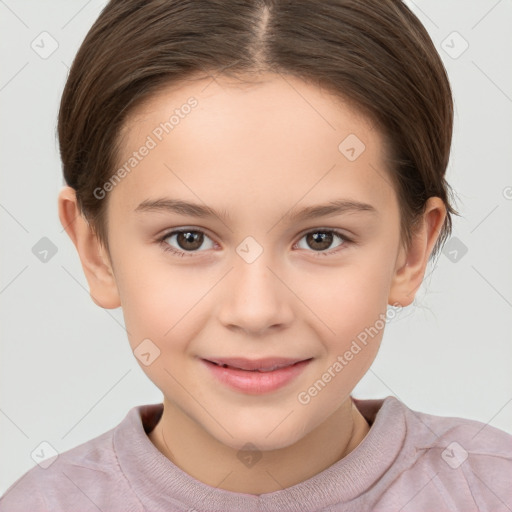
left=216, top=250, right=295, bottom=336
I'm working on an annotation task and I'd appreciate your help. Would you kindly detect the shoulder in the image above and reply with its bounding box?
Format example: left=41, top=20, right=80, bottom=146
left=392, top=398, right=512, bottom=511
left=0, top=411, right=145, bottom=512
left=402, top=400, right=512, bottom=461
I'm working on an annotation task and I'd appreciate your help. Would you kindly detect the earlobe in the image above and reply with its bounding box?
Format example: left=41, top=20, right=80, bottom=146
left=58, top=186, right=121, bottom=309
left=388, top=198, right=446, bottom=307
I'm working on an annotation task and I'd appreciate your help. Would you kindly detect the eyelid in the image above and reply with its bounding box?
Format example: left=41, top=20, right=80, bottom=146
left=156, top=226, right=217, bottom=244
left=156, top=226, right=353, bottom=258
left=292, top=228, right=352, bottom=256
left=156, top=225, right=354, bottom=243
left=157, top=227, right=217, bottom=256
left=295, top=226, right=353, bottom=242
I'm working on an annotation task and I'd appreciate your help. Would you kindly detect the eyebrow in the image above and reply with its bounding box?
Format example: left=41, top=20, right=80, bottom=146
left=134, top=197, right=377, bottom=222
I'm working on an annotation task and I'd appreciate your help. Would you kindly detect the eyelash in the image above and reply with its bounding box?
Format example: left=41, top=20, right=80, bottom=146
left=157, top=228, right=352, bottom=258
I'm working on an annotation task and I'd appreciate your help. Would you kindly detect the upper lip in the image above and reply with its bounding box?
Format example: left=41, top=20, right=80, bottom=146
left=203, top=357, right=311, bottom=372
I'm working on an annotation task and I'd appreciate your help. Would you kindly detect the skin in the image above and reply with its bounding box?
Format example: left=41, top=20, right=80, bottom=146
left=58, top=72, right=446, bottom=494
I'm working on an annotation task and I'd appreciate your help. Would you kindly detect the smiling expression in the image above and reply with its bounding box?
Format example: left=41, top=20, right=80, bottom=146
left=99, top=72, right=406, bottom=450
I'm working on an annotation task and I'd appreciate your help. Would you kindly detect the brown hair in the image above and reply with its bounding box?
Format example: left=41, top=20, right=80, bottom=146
left=58, top=0, right=456, bottom=258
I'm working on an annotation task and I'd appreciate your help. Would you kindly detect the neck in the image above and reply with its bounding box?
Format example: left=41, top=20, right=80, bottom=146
left=148, top=397, right=370, bottom=494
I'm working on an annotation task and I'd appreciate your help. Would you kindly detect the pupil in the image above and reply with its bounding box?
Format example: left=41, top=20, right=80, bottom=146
left=178, top=231, right=203, bottom=250
left=308, top=232, right=332, bottom=251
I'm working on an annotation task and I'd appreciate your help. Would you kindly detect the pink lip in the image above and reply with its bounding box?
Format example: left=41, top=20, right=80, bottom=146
left=201, top=357, right=312, bottom=394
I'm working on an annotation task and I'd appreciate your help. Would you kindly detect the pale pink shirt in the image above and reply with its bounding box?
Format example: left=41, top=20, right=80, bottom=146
left=1, top=396, right=511, bottom=511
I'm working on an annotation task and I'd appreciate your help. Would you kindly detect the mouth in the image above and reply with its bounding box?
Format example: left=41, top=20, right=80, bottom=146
left=200, top=357, right=313, bottom=394
left=203, top=357, right=311, bottom=372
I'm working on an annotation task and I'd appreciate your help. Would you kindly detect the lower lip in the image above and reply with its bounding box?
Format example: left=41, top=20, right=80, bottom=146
left=201, top=359, right=311, bottom=394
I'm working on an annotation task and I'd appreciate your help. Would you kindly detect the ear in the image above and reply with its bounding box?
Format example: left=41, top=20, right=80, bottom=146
left=388, top=197, right=446, bottom=307
left=58, top=186, right=121, bottom=309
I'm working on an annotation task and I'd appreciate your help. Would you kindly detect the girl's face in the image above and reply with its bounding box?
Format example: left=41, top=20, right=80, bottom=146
left=105, top=72, right=405, bottom=450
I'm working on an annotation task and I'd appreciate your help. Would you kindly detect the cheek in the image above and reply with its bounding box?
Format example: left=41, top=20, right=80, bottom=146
left=116, top=263, right=212, bottom=394
left=115, top=258, right=207, bottom=352
left=298, top=258, right=394, bottom=339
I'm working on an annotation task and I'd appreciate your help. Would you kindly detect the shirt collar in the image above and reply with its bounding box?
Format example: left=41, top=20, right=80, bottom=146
left=114, top=396, right=407, bottom=511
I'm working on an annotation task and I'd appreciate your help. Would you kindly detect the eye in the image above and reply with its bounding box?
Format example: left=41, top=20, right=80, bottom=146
left=158, top=229, right=215, bottom=257
left=294, top=229, right=350, bottom=256
left=157, top=227, right=351, bottom=258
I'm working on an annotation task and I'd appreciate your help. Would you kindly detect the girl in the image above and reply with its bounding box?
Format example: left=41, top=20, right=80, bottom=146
left=2, top=0, right=511, bottom=510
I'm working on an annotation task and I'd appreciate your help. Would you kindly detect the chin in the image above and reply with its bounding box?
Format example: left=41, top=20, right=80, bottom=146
left=207, top=417, right=313, bottom=453
left=226, top=432, right=304, bottom=453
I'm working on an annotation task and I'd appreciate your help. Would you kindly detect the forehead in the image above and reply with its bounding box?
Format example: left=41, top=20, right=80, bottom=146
left=109, top=73, right=396, bottom=221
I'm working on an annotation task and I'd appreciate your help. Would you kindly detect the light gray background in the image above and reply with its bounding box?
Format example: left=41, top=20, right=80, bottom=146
left=1, top=0, right=511, bottom=494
